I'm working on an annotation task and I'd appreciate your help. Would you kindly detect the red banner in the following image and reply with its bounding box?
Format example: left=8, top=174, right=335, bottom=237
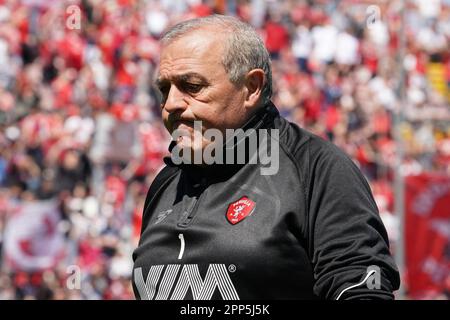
left=405, top=173, right=450, bottom=299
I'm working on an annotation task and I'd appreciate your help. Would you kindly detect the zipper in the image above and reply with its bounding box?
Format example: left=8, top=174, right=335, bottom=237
left=177, top=177, right=207, bottom=228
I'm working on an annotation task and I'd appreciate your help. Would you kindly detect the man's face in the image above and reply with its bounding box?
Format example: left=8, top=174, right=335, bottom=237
left=157, top=28, right=250, bottom=150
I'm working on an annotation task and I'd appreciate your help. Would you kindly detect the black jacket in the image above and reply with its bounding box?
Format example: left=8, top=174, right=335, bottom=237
left=132, top=102, right=400, bottom=300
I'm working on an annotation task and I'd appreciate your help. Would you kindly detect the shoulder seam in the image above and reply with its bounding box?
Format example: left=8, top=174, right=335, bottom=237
left=271, top=126, right=311, bottom=249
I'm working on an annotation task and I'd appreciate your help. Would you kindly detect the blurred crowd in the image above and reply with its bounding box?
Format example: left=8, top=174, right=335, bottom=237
left=0, top=0, right=449, bottom=299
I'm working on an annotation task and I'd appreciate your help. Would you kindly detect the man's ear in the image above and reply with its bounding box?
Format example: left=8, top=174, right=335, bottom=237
left=243, top=69, right=265, bottom=110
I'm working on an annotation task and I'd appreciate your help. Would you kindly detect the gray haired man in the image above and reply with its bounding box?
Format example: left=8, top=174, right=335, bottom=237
left=132, top=15, right=400, bottom=300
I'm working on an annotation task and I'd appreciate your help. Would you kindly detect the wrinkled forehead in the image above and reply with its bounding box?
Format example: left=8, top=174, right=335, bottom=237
left=159, top=28, right=228, bottom=79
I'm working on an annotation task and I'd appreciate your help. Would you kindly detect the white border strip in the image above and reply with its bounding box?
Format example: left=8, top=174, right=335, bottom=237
left=336, top=269, right=377, bottom=300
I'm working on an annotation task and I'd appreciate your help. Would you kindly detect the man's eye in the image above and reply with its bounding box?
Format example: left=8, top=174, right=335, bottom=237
left=157, top=85, right=169, bottom=101
left=182, top=83, right=203, bottom=94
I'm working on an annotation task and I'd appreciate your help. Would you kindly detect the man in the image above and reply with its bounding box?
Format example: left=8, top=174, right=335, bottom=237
left=132, top=15, right=400, bottom=300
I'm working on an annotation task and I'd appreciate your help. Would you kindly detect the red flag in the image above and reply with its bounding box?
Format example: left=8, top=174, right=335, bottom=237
left=405, top=173, right=450, bottom=298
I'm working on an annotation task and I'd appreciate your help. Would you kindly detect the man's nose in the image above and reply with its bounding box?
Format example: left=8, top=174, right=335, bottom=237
left=163, top=85, right=187, bottom=113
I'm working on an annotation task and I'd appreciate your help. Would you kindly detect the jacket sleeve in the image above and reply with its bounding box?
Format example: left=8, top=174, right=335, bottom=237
left=304, top=138, right=400, bottom=300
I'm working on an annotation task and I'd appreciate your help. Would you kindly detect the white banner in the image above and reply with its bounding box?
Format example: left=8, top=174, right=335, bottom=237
left=3, top=199, right=65, bottom=271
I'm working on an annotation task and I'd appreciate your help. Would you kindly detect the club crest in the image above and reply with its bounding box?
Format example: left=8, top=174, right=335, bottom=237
left=226, top=196, right=256, bottom=225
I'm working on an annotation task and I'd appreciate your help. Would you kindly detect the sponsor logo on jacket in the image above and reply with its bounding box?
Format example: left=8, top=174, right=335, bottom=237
left=134, top=264, right=239, bottom=300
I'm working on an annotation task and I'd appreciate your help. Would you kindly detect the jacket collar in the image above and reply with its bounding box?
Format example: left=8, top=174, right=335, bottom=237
left=163, top=101, right=279, bottom=181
